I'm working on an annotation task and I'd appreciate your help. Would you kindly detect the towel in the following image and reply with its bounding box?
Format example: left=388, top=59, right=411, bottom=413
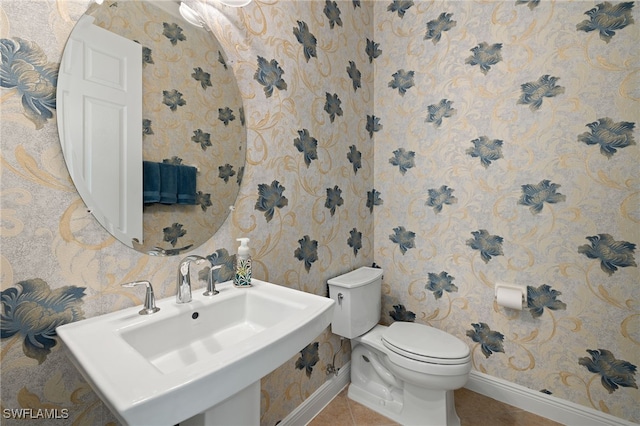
left=177, top=165, right=197, bottom=205
left=143, top=161, right=160, bottom=203
left=158, top=162, right=178, bottom=204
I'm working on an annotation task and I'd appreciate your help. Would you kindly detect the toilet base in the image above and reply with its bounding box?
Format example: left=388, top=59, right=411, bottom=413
left=348, top=382, right=460, bottom=426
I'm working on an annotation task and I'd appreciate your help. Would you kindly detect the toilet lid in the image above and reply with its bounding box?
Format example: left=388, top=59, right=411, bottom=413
left=382, top=322, right=470, bottom=365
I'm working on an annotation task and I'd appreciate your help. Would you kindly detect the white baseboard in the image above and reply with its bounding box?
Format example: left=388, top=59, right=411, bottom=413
left=279, top=362, right=351, bottom=426
left=280, top=366, right=637, bottom=426
left=466, top=370, right=638, bottom=426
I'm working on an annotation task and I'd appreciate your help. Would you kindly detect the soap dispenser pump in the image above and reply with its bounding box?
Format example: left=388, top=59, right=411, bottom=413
left=234, top=238, right=252, bottom=287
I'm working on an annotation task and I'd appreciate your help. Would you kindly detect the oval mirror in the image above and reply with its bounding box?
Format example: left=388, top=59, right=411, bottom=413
left=57, top=0, right=246, bottom=256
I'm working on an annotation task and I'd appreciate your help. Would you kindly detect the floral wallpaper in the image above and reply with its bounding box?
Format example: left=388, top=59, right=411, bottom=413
left=373, top=0, right=639, bottom=423
left=87, top=0, right=246, bottom=256
left=0, top=1, right=638, bottom=426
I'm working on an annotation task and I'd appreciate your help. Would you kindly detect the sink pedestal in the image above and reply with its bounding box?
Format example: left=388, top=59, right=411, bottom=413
left=181, top=381, right=260, bottom=426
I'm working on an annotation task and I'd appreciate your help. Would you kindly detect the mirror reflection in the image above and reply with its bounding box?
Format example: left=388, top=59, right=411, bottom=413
left=58, top=0, right=246, bottom=255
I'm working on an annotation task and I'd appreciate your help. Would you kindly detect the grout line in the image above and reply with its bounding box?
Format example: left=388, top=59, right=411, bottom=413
left=344, top=393, right=357, bottom=426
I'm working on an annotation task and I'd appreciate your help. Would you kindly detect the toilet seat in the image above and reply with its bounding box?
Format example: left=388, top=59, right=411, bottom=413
left=382, top=322, right=470, bottom=365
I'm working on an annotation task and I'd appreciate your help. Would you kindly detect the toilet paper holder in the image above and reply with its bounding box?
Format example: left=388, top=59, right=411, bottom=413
left=494, top=282, right=527, bottom=308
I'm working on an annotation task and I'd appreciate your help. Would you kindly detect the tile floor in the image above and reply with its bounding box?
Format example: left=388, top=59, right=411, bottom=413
left=308, top=387, right=562, bottom=426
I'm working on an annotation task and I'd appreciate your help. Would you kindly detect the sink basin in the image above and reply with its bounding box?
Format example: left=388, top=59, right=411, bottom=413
left=56, top=279, right=335, bottom=425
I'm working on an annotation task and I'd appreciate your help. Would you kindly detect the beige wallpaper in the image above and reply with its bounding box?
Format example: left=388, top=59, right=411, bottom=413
left=1, top=1, right=638, bottom=425
left=372, top=1, right=639, bottom=423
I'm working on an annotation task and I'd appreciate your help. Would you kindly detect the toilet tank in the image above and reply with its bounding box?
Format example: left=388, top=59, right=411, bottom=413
left=327, top=267, right=383, bottom=338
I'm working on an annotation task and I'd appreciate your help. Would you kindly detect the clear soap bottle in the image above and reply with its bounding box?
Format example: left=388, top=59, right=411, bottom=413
left=234, top=238, right=252, bottom=287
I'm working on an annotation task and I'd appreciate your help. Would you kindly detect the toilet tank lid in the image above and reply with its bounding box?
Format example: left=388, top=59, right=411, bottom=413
left=327, top=267, right=383, bottom=288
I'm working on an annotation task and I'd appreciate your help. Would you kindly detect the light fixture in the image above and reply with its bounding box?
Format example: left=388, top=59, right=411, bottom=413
left=179, top=2, right=204, bottom=27
left=218, top=0, right=252, bottom=6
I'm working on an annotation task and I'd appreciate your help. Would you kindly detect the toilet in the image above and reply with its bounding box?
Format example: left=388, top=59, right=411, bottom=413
left=328, top=267, right=471, bottom=426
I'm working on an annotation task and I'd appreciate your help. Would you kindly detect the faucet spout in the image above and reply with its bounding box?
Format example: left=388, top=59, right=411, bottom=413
left=177, top=255, right=207, bottom=303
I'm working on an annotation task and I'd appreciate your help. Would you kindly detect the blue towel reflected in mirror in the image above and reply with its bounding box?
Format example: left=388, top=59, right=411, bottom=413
left=143, top=161, right=197, bottom=206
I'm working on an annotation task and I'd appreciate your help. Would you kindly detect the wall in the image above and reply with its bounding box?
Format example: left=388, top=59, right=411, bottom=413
left=372, top=1, right=639, bottom=423
left=1, top=1, right=372, bottom=425
left=1, top=0, right=638, bottom=425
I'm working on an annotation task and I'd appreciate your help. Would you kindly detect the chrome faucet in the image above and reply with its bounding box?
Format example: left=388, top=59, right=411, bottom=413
left=176, top=255, right=207, bottom=303
left=122, top=281, right=160, bottom=315
left=204, top=264, right=223, bottom=296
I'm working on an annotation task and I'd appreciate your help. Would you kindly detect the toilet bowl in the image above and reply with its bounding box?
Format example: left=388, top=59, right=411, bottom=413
left=328, top=267, right=471, bottom=426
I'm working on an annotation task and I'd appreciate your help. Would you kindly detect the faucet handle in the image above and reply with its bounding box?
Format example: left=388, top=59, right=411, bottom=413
left=204, top=265, right=223, bottom=296
left=122, top=280, right=161, bottom=315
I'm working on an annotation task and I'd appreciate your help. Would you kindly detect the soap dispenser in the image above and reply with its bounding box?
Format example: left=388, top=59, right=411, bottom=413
left=234, top=238, right=252, bottom=287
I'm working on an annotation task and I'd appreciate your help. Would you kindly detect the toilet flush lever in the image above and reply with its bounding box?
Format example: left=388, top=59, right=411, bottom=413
left=337, top=293, right=343, bottom=305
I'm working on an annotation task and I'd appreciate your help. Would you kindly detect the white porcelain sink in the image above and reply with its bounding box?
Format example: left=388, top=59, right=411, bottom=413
left=56, top=279, right=335, bottom=425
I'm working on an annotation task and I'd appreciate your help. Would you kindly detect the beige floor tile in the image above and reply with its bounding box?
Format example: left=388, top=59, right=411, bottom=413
left=309, top=386, right=561, bottom=426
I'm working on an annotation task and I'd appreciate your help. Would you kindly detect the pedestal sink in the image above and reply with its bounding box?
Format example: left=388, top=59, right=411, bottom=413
left=56, top=279, right=335, bottom=425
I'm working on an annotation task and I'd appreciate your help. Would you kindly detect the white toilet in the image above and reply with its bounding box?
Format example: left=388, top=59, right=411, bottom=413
left=328, top=267, right=471, bottom=426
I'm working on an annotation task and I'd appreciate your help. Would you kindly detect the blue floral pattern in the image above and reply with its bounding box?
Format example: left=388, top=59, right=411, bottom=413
left=347, top=61, right=361, bottom=91
left=191, top=129, right=211, bottom=150
left=348, top=228, right=362, bottom=256
left=162, top=89, right=186, bottom=111
left=325, top=185, right=344, bottom=216
left=389, top=226, right=416, bottom=254
left=366, top=38, right=382, bottom=63
left=467, top=229, right=504, bottom=263
left=254, top=56, right=287, bottom=98
left=516, top=0, right=540, bottom=10
left=367, top=189, right=383, bottom=213
left=388, top=69, right=415, bottom=96
left=579, top=349, right=637, bottom=393
left=387, top=0, right=414, bottom=18
left=518, top=180, right=566, bottom=214
left=218, top=164, right=236, bottom=182
left=324, top=1, right=343, bottom=29
left=426, top=99, right=455, bottom=127
left=347, top=145, right=362, bottom=174
left=293, top=21, right=317, bottom=62
left=294, top=235, right=319, bottom=272
left=196, top=191, right=212, bottom=212
left=294, top=129, right=318, bottom=167
left=517, top=75, right=565, bottom=111
left=466, top=322, right=505, bottom=358
left=424, top=12, right=457, bottom=44
left=466, top=136, right=503, bottom=168
left=578, top=234, right=637, bottom=275
left=295, top=342, right=320, bottom=378
left=1, top=279, right=85, bottom=364
left=426, top=271, right=458, bottom=299
left=577, top=118, right=636, bottom=158
left=324, top=92, right=343, bottom=122
left=255, top=180, right=288, bottom=222
left=367, top=114, right=383, bottom=138
left=426, top=185, right=457, bottom=214
left=389, top=304, right=416, bottom=322
left=191, top=67, right=211, bottom=89
left=527, top=284, right=567, bottom=318
left=576, top=2, right=635, bottom=43
left=389, top=148, right=415, bottom=175
left=466, top=42, right=503, bottom=75
left=163, top=222, right=186, bottom=246
left=0, top=38, right=57, bottom=129
left=218, top=107, right=235, bottom=126
left=204, top=248, right=236, bottom=283
left=143, top=118, right=153, bottom=136
left=162, top=22, right=186, bottom=45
